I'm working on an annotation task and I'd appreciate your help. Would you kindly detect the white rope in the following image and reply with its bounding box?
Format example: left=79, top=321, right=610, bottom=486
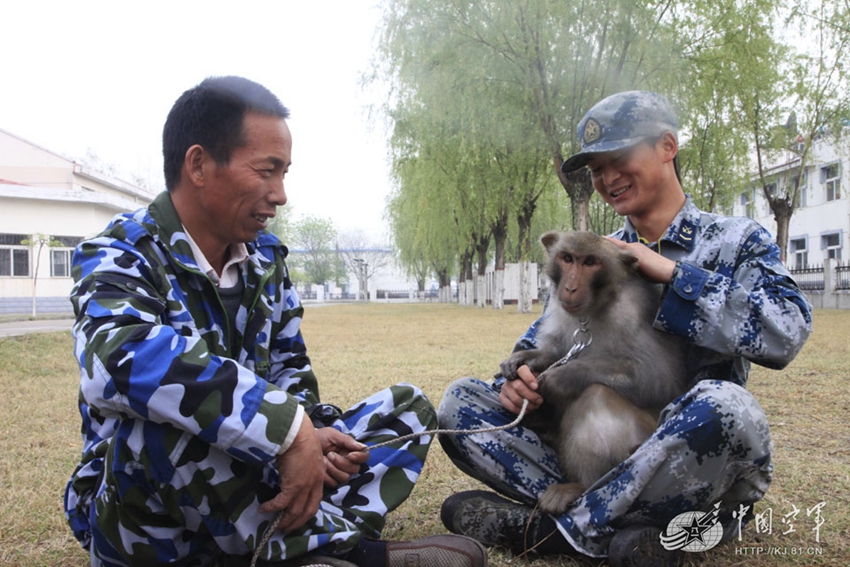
left=250, top=399, right=530, bottom=567
left=365, top=396, right=531, bottom=451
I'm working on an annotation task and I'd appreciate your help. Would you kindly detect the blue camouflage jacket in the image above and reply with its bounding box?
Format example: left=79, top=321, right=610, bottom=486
left=514, top=196, right=812, bottom=388
left=65, top=191, right=318, bottom=540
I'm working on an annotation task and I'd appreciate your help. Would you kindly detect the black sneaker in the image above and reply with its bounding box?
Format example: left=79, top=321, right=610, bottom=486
left=441, top=490, right=548, bottom=555
left=608, top=526, right=683, bottom=567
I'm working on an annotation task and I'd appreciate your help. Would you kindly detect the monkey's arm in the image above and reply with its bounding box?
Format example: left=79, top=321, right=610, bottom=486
left=536, top=359, right=639, bottom=407
left=498, top=347, right=562, bottom=381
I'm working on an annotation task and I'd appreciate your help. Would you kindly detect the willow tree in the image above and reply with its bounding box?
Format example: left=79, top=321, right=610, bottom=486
left=428, top=0, right=691, bottom=229
left=374, top=0, right=826, bottom=314
left=377, top=0, right=554, bottom=310
left=700, top=1, right=795, bottom=259
left=674, top=0, right=849, bottom=260
left=387, top=141, right=462, bottom=303
left=374, top=0, right=689, bottom=244
left=674, top=1, right=768, bottom=212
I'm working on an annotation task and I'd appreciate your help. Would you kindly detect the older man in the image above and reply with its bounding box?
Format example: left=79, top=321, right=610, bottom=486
left=65, top=76, right=486, bottom=567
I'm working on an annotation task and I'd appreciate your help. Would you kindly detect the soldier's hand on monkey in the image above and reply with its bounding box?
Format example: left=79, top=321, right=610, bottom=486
left=605, top=237, right=677, bottom=284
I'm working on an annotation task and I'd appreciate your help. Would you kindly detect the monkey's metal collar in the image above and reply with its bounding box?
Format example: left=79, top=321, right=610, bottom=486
left=550, top=318, right=593, bottom=369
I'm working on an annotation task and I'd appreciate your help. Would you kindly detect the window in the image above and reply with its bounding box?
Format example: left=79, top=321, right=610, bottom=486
left=822, top=232, right=842, bottom=261
left=0, top=233, right=30, bottom=277
left=51, top=249, right=72, bottom=278
left=822, top=164, right=841, bottom=202
left=790, top=237, right=808, bottom=268
left=740, top=191, right=755, bottom=218
left=50, top=236, right=83, bottom=278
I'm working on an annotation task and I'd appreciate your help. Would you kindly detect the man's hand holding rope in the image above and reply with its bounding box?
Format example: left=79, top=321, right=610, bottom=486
left=316, top=427, right=369, bottom=488
left=500, top=364, right=544, bottom=415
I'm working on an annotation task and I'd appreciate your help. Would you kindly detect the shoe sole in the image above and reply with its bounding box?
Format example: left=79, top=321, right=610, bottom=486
left=387, top=534, right=487, bottom=567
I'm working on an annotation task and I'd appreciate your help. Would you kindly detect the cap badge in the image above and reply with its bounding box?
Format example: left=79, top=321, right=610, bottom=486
left=583, top=118, right=601, bottom=145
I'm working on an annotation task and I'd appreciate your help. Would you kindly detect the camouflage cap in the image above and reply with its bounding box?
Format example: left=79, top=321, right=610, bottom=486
left=561, top=91, right=678, bottom=173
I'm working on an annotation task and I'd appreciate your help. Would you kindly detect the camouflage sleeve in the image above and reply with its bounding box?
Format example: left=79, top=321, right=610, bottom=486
left=266, top=285, right=321, bottom=407
left=71, top=237, right=301, bottom=466
left=513, top=316, right=542, bottom=353
left=510, top=288, right=553, bottom=354
left=655, top=226, right=812, bottom=370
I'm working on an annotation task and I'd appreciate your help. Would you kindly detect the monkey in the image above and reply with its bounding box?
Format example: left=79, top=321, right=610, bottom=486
left=498, top=230, right=691, bottom=515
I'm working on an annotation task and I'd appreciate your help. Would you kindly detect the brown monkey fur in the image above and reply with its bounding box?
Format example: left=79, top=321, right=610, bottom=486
left=499, top=231, right=690, bottom=514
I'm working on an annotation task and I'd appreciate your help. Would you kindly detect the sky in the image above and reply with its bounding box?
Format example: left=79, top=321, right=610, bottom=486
left=0, top=1, right=393, bottom=242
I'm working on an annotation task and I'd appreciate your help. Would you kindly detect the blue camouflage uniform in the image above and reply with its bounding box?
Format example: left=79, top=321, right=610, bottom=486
left=65, top=191, right=436, bottom=566
left=438, top=196, right=812, bottom=557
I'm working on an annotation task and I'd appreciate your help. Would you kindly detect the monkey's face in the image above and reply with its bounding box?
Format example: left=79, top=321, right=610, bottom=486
left=553, top=249, right=608, bottom=315
left=541, top=231, right=632, bottom=317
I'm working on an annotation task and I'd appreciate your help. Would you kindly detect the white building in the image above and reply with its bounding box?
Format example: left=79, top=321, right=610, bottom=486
left=0, top=128, right=155, bottom=316
left=730, top=132, right=848, bottom=268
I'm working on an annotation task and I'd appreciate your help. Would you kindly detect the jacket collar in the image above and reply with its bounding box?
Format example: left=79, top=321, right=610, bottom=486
left=620, top=195, right=701, bottom=252
left=147, top=191, right=282, bottom=275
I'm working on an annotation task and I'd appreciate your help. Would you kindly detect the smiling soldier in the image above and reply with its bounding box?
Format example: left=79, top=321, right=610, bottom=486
left=437, top=91, right=812, bottom=567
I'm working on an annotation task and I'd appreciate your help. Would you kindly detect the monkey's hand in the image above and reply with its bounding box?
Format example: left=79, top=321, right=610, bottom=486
left=536, top=364, right=580, bottom=403
left=498, top=349, right=546, bottom=381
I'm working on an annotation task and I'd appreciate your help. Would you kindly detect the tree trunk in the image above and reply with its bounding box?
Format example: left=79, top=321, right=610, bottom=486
left=437, top=268, right=451, bottom=303
left=516, top=205, right=535, bottom=314
left=30, top=239, right=47, bottom=319
left=493, top=269, right=505, bottom=310
left=562, top=168, right=594, bottom=231
left=476, top=275, right=486, bottom=308
left=475, top=234, right=490, bottom=308
left=773, top=207, right=791, bottom=264
left=491, top=211, right=508, bottom=310
left=466, top=254, right=475, bottom=306
left=518, top=262, right=532, bottom=314
left=764, top=190, right=793, bottom=264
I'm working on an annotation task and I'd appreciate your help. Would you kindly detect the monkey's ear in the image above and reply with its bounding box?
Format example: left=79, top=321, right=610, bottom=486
left=540, top=231, right=562, bottom=255
left=619, top=249, right=640, bottom=272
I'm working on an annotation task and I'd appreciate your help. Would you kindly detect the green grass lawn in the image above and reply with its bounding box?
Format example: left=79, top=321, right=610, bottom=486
left=1, top=303, right=847, bottom=566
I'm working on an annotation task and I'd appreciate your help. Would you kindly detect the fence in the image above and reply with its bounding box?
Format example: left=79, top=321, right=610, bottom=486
left=300, top=290, right=360, bottom=301
left=836, top=263, right=850, bottom=291
left=789, top=265, right=825, bottom=291
left=789, top=260, right=850, bottom=309
left=0, top=296, right=74, bottom=316
left=298, top=260, right=848, bottom=309
left=376, top=289, right=440, bottom=300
